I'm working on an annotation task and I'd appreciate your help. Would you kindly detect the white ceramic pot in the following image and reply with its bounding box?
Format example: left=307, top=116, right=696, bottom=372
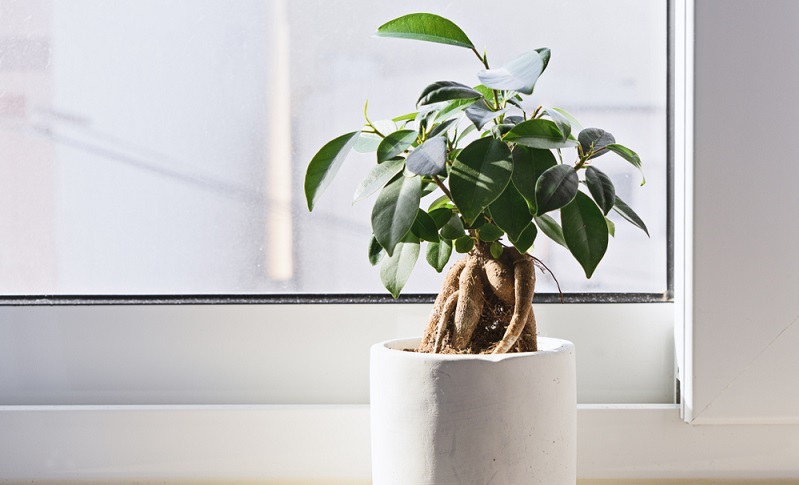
left=370, top=336, right=576, bottom=485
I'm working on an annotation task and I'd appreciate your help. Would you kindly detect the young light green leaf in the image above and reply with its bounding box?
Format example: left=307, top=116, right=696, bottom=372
left=490, top=241, right=504, bottom=259
left=426, top=238, right=453, bottom=273
left=371, top=174, right=422, bottom=256
left=380, top=234, right=421, bottom=298
left=509, top=222, right=538, bottom=253
left=511, top=146, right=557, bottom=214
left=612, top=194, right=649, bottom=237
left=535, top=214, right=568, bottom=249
left=353, top=158, right=406, bottom=203
left=488, top=181, right=533, bottom=241
left=605, top=143, right=646, bottom=186
left=584, top=166, right=616, bottom=215
left=606, top=217, right=616, bottom=237
left=305, top=131, right=361, bottom=211
left=543, top=108, right=572, bottom=141
left=440, top=212, right=466, bottom=240
left=450, top=137, right=513, bottom=224
left=454, top=235, right=475, bottom=253
left=535, top=164, right=579, bottom=215
left=406, top=136, right=447, bottom=176
left=410, top=209, right=440, bottom=242
left=375, top=13, right=474, bottom=49
left=578, top=128, right=615, bottom=159
left=561, top=191, right=609, bottom=278
left=377, top=129, right=418, bottom=162
left=465, top=99, right=508, bottom=130
left=354, top=132, right=382, bottom=153
left=477, top=48, right=548, bottom=95
left=392, top=111, right=419, bottom=123
left=418, top=81, right=482, bottom=106
left=550, top=107, right=583, bottom=133
left=477, top=223, right=504, bottom=242
left=368, top=235, right=386, bottom=266
left=428, top=194, right=455, bottom=212
left=503, top=119, right=577, bottom=149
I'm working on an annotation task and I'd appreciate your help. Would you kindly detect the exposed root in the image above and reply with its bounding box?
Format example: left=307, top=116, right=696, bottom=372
left=433, top=290, right=459, bottom=353
left=483, top=258, right=514, bottom=306
left=419, top=258, right=466, bottom=351
left=452, top=257, right=485, bottom=350
left=492, top=256, right=535, bottom=354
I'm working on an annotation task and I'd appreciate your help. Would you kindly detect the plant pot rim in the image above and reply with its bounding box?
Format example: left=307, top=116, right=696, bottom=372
left=372, top=336, right=574, bottom=363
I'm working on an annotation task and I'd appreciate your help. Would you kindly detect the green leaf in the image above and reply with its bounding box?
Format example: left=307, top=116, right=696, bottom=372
left=411, top=209, right=440, bottom=242
left=377, top=130, right=418, bottom=162
left=472, top=84, right=494, bottom=99
left=426, top=239, right=453, bottom=273
left=418, top=81, right=482, bottom=106
left=510, top=222, right=537, bottom=253
left=392, top=112, right=419, bottom=123
left=535, top=164, right=579, bottom=215
left=606, top=217, right=616, bottom=237
left=353, top=158, right=405, bottom=203
left=454, top=235, right=475, bottom=253
left=477, top=223, right=504, bottom=242
left=440, top=212, right=465, bottom=240
left=605, top=143, right=646, bottom=186
left=371, top=174, right=422, bottom=256
left=354, top=132, right=382, bottom=153
left=490, top=241, right=504, bottom=259
left=375, top=13, right=474, bottom=49
left=504, top=119, right=577, bottom=149
left=428, top=118, right=458, bottom=139
left=584, top=166, right=616, bottom=215
left=406, top=137, right=447, bottom=176
left=450, top=137, right=513, bottom=224
left=488, top=182, right=532, bottom=241
left=511, top=146, right=557, bottom=214
left=368, top=235, right=385, bottom=266
left=535, top=214, right=567, bottom=249
left=380, top=234, right=421, bottom=298
left=477, top=49, right=548, bottom=95
left=428, top=207, right=453, bottom=228
left=612, top=195, right=649, bottom=237
left=561, top=192, right=609, bottom=278
left=435, top=98, right=477, bottom=123
left=305, top=131, right=361, bottom=211
left=578, top=128, right=615, bottom=159
left=428, top=195, right=455, bottom=212
left=543, top=108, right=572, bottom=141
left=465, top=99, right=508, bottom=130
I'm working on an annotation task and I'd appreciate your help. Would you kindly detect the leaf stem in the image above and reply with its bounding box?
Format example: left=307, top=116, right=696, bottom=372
left=472, top=47, right=501, bottom=110
left=363, top=100, right=386, bottom=138
left=432, top=175, right=453, bottom=201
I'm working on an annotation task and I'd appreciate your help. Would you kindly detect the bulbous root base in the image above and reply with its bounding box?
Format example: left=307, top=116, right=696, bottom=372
left=418, top=244, right=538, bottom=354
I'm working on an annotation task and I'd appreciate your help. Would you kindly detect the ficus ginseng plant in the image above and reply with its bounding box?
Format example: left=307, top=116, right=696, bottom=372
left=304, top=13, right=649, bottom=354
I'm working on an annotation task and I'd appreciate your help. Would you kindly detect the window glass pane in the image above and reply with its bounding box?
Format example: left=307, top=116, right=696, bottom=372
left=0, top=0, right=666, bottom=295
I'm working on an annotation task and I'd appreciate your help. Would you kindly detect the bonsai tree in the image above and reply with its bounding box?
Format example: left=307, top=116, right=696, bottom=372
left=304, top=13, right=648, bottom=354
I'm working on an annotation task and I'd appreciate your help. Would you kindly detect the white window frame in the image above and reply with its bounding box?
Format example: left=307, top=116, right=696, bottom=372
left=3, top=0, right=799, bottom=481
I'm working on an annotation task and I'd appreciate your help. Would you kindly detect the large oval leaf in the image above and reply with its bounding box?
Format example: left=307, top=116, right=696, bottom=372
left=535, top=164, right=579, bottom=215
left=375, top=13, right=474, bottom=49
left=511, top=146, right=557, bottom=214
left=426, top=238, right=453, bottom=273
left=353, top=158, right=405, bottom=203
left=561, top=191, right=609, bottom=278
left=450, top=137, right=513, bottom=224
left=440, top=212, right=465, bottom=240
left=377, top=129, right=418, bottom=162
left=371, top=174, right=422, bottom=256
left=410, top=209, right=440, bottom=242
left=612, top=194, right=649, bottom=237
left=606, top=143, right=646, bottom=186
left=534, top=214, right=567, bottom=249
left=406, top=136, right=447, bottom=176
left=510, top=222, right=538, bottom=253
left=305, top=131, right=361, bottom=211
left=418, top=81, right=482, bottom=106
left=477, top=48, right=548, bottom=95
left=503, top=119, right=577, bottom=149
left=585, top=166, right=616, bottom=215
left=488, top=182, right=532, bottom=241
left=380, top=234, right=421, bottom=298
left=578, top=128, right=615, bottom=158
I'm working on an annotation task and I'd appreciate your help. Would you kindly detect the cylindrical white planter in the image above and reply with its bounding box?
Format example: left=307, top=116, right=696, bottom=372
left=370, top=337, right=575, bottom=485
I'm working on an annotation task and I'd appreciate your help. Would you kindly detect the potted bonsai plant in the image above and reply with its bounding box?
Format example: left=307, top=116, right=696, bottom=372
left=304, top=13, right=648, bottom=485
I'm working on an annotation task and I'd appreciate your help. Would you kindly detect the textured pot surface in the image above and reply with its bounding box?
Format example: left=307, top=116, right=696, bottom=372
left=370, top=337, right=576, bottom=485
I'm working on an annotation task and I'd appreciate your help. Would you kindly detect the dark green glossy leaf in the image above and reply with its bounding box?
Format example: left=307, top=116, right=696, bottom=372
left=488, top=181, right=532, bottom=241
left=612, top=194, right=649, bottom=237
left=465, top=98, right=507, bottom=130
left=561, top=191, right=609, bottom=278
left=440, top=212, right=465, bottom=240
left=490, top=241, right=504, bottom=259
left=368, top=235, right=385, bottom=266
left=578, top=128, right=615, bottom=159
left=380, top=233, right=421, bottom=298
left=418, top=81, right=482, bottom=106
left=377, top=129, right=418, bottom=162
left=353, top=158, right=405, bottom=203
left=605, top=143, right=646, bottom=186
left=406, top=137, right=447, bottom=176
left=511, top=146, right=557, bottom=214
left=491, top=123, right=515, bottom=138
left=585, top=166, right=616, bottom=215
left=371, top=174, right=422, bottom=256
left=477, top=49, right=548, bottom=95
left=543, top=108, right=571, bottom=141
left=305, top=131, right=361, bottom=211
left=454, top=235, right=475, bottom=253
left=477, top=223, right=504, bottom=242
left=510, top=222, right=537, bottom=253
left=504, top=119, right=577, bottom=149
left=504, top=115, right=525, bottom=125
left=411, top=209, right=439, bottom=242
left=375, top=13, right=474, bottom=49
left=426, top=238, right=453, bottom=273
left=535, top=214, right=567, bottom=249
left=535, top=164, right=579, bottom=215
left=428, top=207, right=453, bottom=228
left=428, top=118, right=458, bottom=138
left=421, top=181, right=438, bottom=197
left=450, top=137, right=513, bottom=224
left=464, top=213, right=489, bottom=229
